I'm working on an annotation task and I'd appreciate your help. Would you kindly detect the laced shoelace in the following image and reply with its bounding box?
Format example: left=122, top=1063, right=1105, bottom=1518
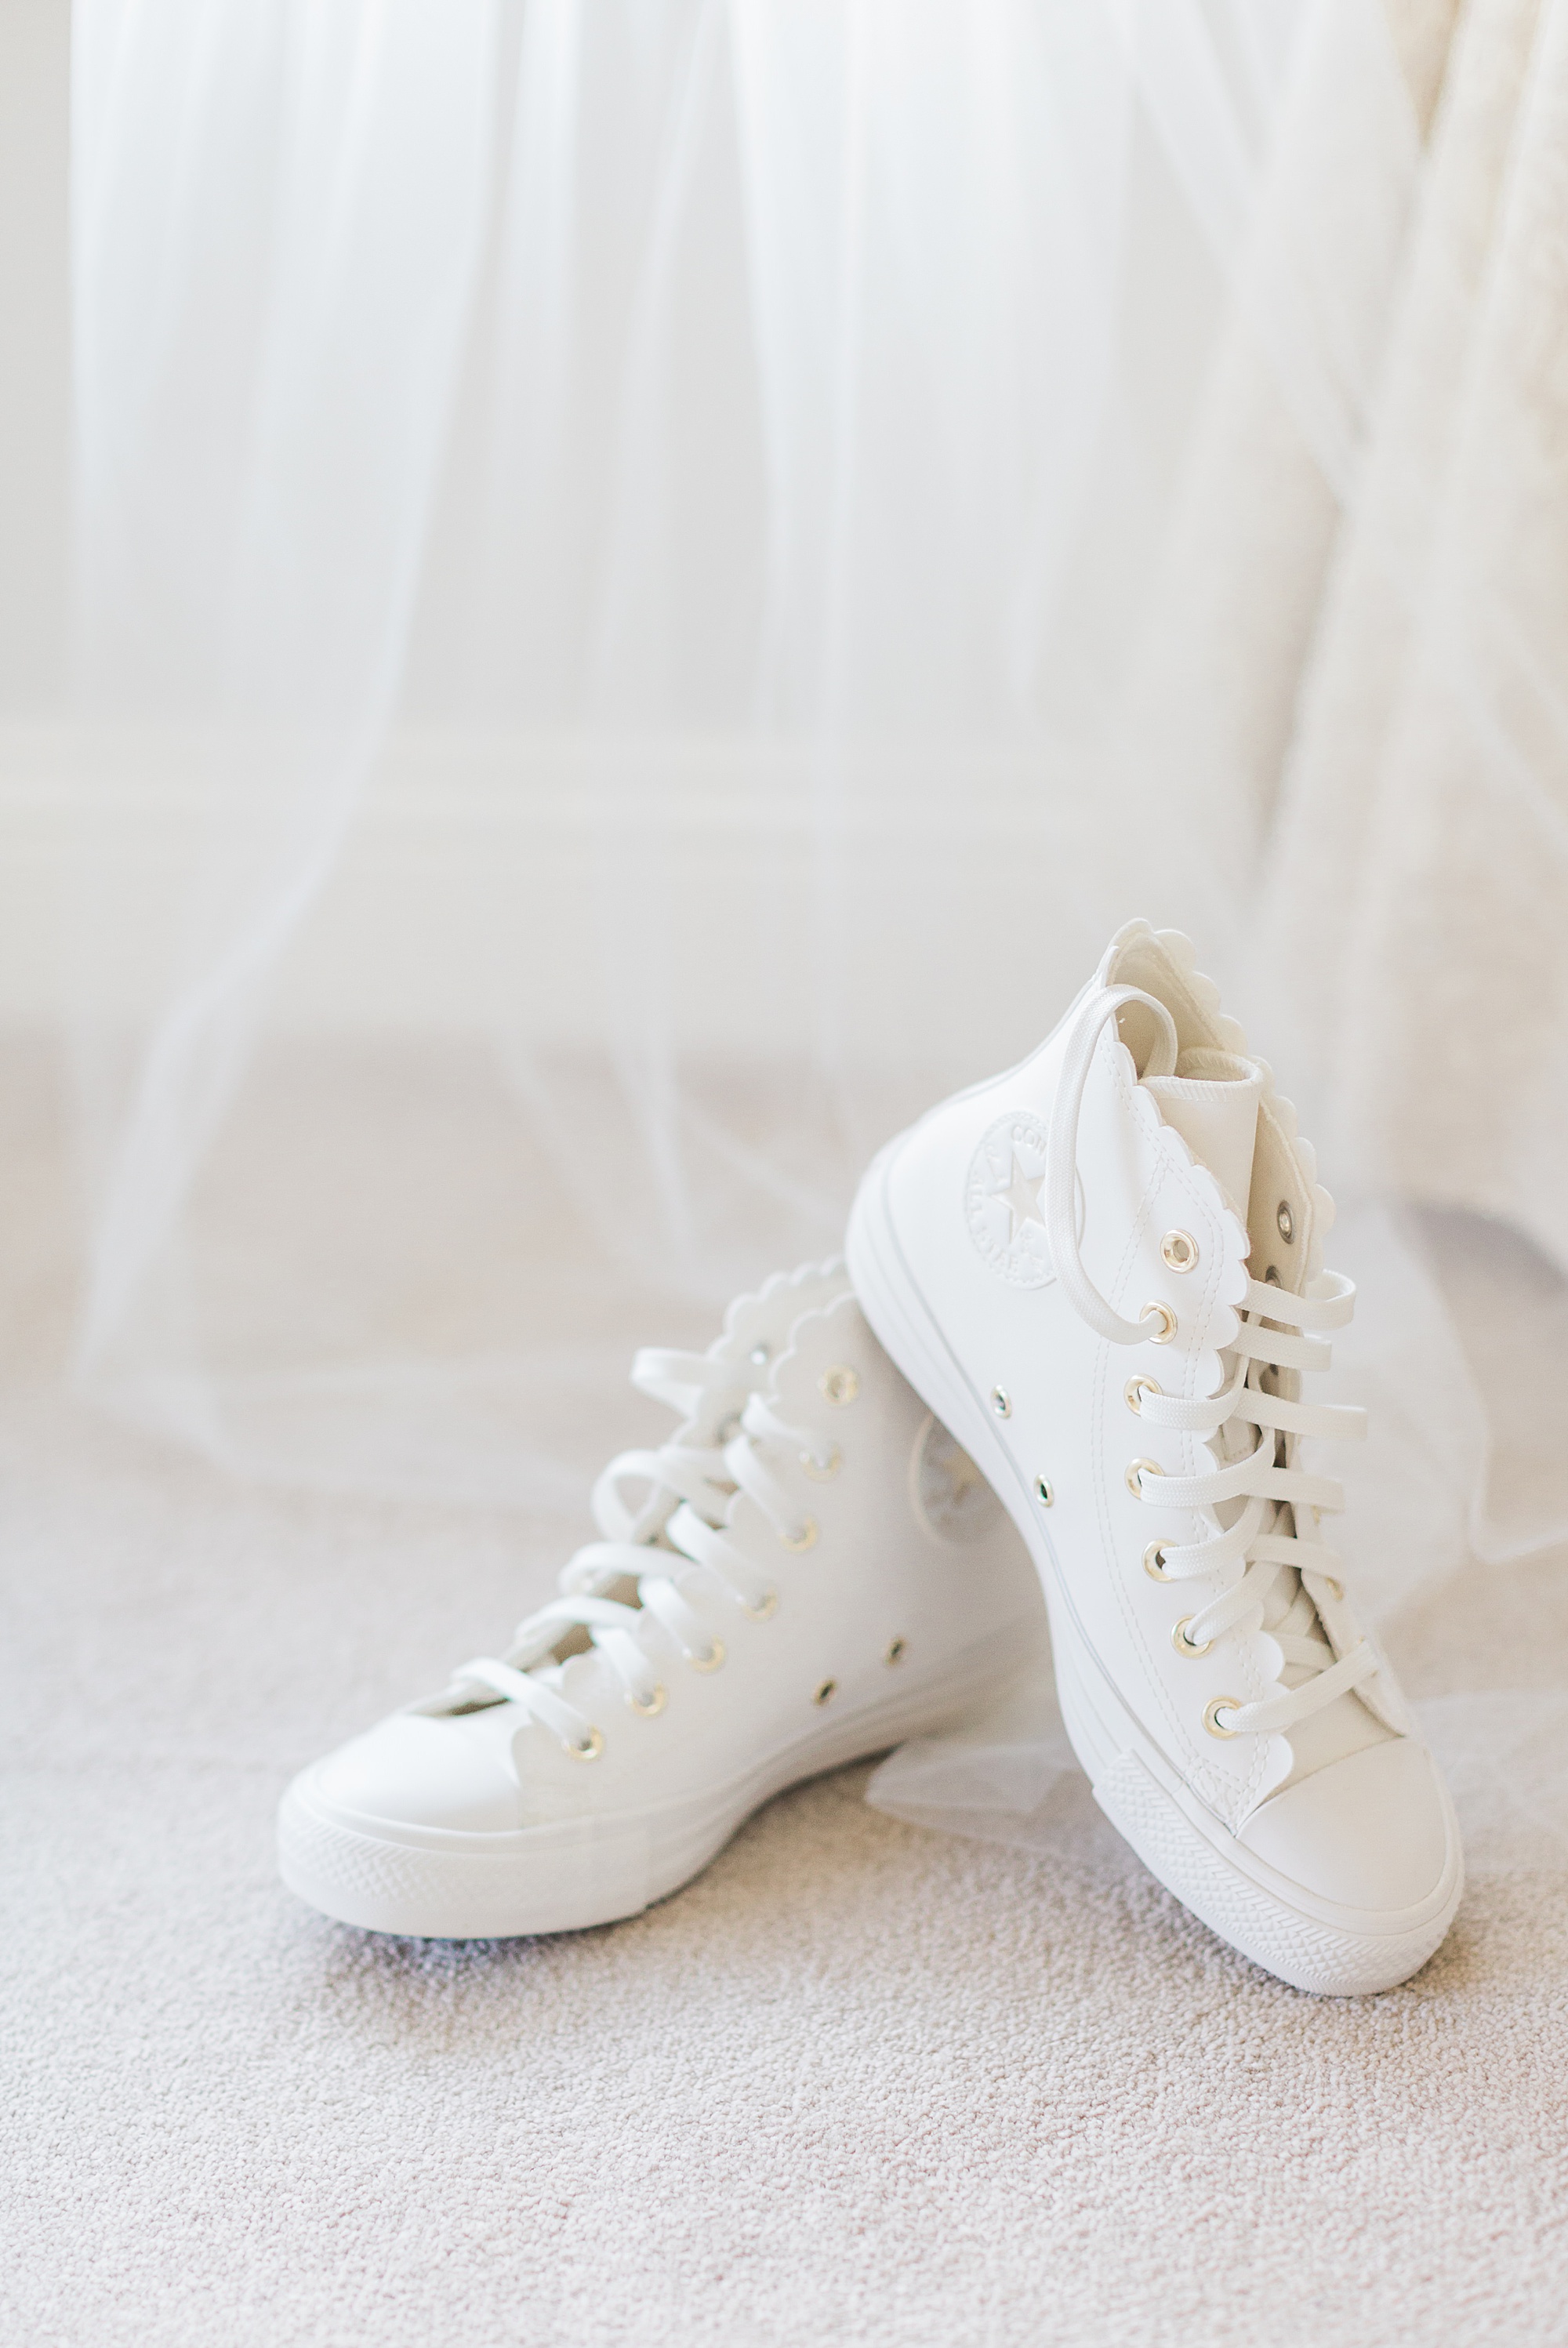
left=1047, top=984, right=1377, bottom=1740
left=445, top=1344, right=837, bottom=1758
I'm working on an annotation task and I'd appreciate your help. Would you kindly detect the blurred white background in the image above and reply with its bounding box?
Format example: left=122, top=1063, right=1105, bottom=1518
left=0, top=0, right=1565, bottom=1562
left=0, top=0, right=70, bottom=866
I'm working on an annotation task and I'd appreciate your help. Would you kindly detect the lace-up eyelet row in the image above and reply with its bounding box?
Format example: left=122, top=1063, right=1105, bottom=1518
left=1046, top=983, right=1377, bottom=1753
left=1116, top=1273, right=1373, bottom=1741
left=449, top=1323, right=862, bottom=1773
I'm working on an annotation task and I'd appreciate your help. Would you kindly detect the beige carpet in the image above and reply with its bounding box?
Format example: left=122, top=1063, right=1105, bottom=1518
left=7, top=1047, right=1568, bottom=2346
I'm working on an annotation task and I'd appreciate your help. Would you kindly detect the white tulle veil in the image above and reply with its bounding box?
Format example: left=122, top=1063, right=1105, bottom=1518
left=65, top=0, right=1568, bottom=1861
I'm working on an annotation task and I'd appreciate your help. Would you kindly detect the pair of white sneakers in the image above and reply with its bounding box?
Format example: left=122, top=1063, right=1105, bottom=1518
left=280, top=924, right=1463, bottom=1995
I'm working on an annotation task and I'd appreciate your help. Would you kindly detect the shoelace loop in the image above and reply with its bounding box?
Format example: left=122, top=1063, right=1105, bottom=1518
left=447, top=1347, right=826, bottom=1755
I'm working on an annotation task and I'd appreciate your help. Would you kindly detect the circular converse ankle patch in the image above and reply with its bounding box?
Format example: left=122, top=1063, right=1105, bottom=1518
left=965, top=1111, right=1079, bottom=1287
left=910, top=1414, right=1003, bottom=1544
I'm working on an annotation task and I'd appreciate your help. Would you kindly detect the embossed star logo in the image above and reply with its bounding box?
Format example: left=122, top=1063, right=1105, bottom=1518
left=992, top=1150, right=1046, bottom=1243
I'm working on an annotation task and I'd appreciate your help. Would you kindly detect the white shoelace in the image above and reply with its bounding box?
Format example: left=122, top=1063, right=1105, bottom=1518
left=1047, top=984, right=1378, bottom=1740
left=445, top=1345, right=833, bottom=1758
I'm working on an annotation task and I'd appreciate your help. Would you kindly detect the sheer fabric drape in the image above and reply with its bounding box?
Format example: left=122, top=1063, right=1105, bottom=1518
left=67, top=0, right=1568, bottom=1848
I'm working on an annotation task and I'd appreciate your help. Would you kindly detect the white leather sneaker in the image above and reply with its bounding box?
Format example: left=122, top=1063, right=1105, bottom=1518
left=848, top=922, right=1463, bottom=1995
left=279, top=1261, right=1042, bottom=1938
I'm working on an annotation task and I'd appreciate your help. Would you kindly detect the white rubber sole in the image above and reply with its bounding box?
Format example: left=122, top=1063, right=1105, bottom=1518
left=846, top=1141, right=1464, bottom=1998
left=278, top=1624, right=1035, bottom=1940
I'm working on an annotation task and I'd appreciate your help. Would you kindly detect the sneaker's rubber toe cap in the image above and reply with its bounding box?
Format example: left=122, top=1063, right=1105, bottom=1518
left=1238, top=1734, right=1455, bottom=1918
left=313, top=1713, right=521, bottom=1834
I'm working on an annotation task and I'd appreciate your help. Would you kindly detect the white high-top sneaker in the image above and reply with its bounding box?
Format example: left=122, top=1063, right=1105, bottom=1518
left=279, top=1261, right=1042, bottom=1939
left=848, top=923, right=1463, bottom=1995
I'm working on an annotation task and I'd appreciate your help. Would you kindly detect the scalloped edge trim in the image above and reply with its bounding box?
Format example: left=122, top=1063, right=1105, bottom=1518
left=718, top=1287, right=866, bottom=1560
left=1102, top=1024, right=1253, bottom=1357
left=1098, top=1031, right=1287, bottom=1813
left=1105, top=920, right=1336, bottom=1283
left=717, top=1256, right=851, bottom=1357
left=1100, top=921, right=1350, bottom=1802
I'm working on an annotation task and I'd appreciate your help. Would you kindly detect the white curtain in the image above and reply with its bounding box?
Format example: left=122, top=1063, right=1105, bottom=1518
left=67, top=0, right=1568, bottom=1812
left=1267, top=0, right=1568, bottom=1273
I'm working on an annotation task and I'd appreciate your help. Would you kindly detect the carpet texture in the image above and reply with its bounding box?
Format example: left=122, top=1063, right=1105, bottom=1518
left=6, top=1055, right=1568, bottom=2346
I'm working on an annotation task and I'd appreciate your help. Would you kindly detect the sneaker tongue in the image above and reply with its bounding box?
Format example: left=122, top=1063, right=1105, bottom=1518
left=1142, top=1049, right=1263, bottom=1219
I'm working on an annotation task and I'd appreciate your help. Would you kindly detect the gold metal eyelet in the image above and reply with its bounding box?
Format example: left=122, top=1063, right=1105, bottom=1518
left=1314, top=1572, right=1345, bottom=1603
left=1124, top=1376, right=1160, bottom=1416
left=1034, top=1475, right=1054, bottom=1508
left=1264, top=1265, right=1282, bottom=1287
left=1141, top=1302, right=1177, bottom=1345
left=1276, top=1202, right=1295, bottom=1243
left=989, top=1385, right=1012, bottom=1418
left=1161, top=1231, right=1198, bottom=1272
left=1126, top=1457, right=1160, bottom=1497
left=813, top=1678, right=837, bottom=1706
left=628, top=1685, right=666, bottom=1717
left=688, top=1641, right=726, bottom=1673
left=566, top=1726, right=605, bottom=1761
left=781, top=1517, right=818, bottom=1553
left=1143, top=1541, right=1172, bottom=1581
left=1172, top=1617, right=1213, bottom=1659
left=884, top=1638, right=908, bottom=1667
left=1203, top=1697, right=1240, bottom=1739
left=800, top=1445, right=841, bottom=1482
left=820, top=1366, right=858, bottom=1406
left=742, top=1588, right=779, bottom=1622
